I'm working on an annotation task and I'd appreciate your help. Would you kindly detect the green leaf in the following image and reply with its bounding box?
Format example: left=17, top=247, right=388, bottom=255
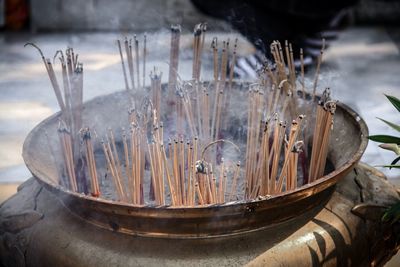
left=382, top=212, right=390, bottom=222
left=385, top=94, right=400, bottom=113
left=375, top=164, right=400, bottom=169
left=391, top=156, right=400, bottom=168
left=379, top=143, right=400, bottom=155
left=368, top=135, right=400, bottom=144
left=377, top=117, right=400, bottom=132
left=382, top=201, right=400, bottom=224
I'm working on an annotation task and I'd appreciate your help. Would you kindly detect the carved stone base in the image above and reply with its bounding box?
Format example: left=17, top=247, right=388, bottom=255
left=1, top=163, right=399, bottom=267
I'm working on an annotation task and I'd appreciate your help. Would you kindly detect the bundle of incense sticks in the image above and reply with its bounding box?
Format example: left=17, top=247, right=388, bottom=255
left=308, top=89, right=337, bottom=182
left=150, top=68, right=162, bottom=117
left=25, top=43, right=85, bottom=192
left=29, top=23, right=338, bottom=207
left=117, top=34, right=147, bottom=107
left=80, top=127, right=100, bottom=197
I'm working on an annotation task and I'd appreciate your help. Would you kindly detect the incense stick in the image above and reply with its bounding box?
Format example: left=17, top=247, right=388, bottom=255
left=117, top=39, right=130, bottom=91
left=134, top=35, right=140, bottom=89
left=168, top=25, right=181, bottom=103
left=300, top=48, right=306, bottom=99
left=312, top=39, right=326, bottom=101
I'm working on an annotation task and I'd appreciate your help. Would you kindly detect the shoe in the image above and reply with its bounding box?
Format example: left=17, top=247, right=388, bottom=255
left=231, top=9, right=352, bottom=80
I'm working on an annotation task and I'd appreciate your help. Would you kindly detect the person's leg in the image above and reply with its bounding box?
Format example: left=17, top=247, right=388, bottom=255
left=192, top=0, right=358, bottom=76
left=192, top=0, right=357, bottom=49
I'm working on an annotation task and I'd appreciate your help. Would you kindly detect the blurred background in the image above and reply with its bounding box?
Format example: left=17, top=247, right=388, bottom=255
left=0, top=0, right=399, bottom=206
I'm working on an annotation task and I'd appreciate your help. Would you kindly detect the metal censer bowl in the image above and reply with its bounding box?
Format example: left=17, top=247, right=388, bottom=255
left=23, top=84, right=368, bottom=238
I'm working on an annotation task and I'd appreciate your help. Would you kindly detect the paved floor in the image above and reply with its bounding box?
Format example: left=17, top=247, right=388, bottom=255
left=0, top=26, right=399, bottom=194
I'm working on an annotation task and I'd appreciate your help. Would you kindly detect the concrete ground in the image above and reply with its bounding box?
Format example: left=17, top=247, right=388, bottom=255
left=0, top=26, right=399, bottom=265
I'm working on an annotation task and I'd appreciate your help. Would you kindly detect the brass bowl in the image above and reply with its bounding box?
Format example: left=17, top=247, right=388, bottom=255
left=22, top=86, right=368, bottom=238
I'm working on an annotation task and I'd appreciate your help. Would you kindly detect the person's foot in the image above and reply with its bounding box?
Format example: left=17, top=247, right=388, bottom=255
left=298, top=9, right=351, bottom=60
left=231, top=9, right=352, bottom=79
left=232, top=50, right=266, bottom=79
